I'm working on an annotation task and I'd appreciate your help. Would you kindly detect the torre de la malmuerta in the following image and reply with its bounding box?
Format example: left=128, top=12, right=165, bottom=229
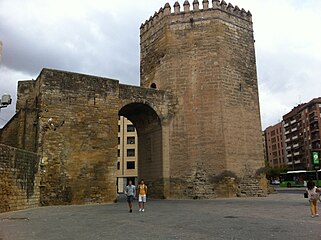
left=0, top=0, right=267, bottom=212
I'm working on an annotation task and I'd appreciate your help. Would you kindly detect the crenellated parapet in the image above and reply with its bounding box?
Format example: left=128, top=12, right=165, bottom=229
left=140, top=0, right=252, bottom=36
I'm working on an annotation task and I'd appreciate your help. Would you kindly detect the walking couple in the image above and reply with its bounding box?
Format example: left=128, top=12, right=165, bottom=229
left=124, top=180, right=148, bottom=213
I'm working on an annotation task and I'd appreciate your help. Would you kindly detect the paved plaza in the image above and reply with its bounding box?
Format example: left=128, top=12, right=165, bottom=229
left=1, top=189, right=320, bottom=240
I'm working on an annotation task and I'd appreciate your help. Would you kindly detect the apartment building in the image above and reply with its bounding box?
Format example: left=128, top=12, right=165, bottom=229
left=265, top=122, right=286, bottom=168
left=283, top=97, right=321, bottom=170
left=116, top=116, right=138, bottom=193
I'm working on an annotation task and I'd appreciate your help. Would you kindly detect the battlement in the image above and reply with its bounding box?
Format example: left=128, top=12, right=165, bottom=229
left=140, top=0, right=252, bottom=35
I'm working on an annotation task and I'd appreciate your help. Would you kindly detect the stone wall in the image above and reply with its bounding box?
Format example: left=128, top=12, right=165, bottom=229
left=34, top=69, right=119, bottom=205
left=23, top=69, right=176, bottom=205
left=1, top=67, right=177, bottom=206
left=0, top=144, right=40, bottom=213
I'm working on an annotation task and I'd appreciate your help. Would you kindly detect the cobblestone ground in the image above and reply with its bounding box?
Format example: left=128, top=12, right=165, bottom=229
left=0, top=191, right=320, bottom=240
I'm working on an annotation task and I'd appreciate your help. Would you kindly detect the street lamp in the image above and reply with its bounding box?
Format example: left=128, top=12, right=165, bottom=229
left=0, top=94, right=12, bottom=109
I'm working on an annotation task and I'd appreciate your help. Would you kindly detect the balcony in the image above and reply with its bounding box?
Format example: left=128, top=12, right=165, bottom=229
left=287, top=154, right=292, bottom=157
left=311, top=127, right=320, bottom=133
left=285, top=130, right=290, bottom=135
left=285, top=138, right=290, bottom=142
left=286, top=146, right=291, bottom=150
left=291, top=119, right=297, bottom=124
left=312, top=143, right=321, bottom=150
left=293, top=152, right=300, bottom=156
left=284, top=122, right=289, bottom=127
left=292, top=127, right=298, bottom=132
left=310, top=118, right=318, bottom=124
left=293, top=143, right=299, bottom=148
left=294, top=160, right=301, bottom=164
left=311, top=135, right=320, bottom=142
left=292, top=135, right=298, bottom=140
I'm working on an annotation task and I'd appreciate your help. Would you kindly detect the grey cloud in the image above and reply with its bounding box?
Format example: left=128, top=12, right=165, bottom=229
left=0, top=7, right=141, bottom=85
left=0, top=4, right=145, bottom=127
left=258, top=49, right=321, bottom=129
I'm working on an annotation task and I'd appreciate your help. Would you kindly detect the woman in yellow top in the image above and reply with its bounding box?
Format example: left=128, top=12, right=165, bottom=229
left=137, top=180, right=148, bottom=212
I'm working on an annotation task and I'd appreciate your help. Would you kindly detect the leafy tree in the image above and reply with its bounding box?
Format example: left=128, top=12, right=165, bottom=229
left=256, top=163, right=287, bottom=180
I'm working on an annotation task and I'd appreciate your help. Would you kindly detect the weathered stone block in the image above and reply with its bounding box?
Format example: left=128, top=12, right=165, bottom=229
left=0, top=144, right=40, bottom=213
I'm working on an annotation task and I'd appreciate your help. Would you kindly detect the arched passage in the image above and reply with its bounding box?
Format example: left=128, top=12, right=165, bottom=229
left=119, top=103, right=164, bottom=198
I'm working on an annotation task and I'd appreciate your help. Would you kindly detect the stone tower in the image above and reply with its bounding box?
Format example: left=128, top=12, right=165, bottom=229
left=140, top=0, right=264, bottom=198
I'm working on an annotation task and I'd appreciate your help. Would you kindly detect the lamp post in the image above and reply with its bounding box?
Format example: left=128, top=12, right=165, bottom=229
left=0, top=94, right=12, bottom=109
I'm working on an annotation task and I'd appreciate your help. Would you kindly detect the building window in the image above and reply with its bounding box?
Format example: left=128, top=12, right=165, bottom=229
left=117, top=162, right=120, bottom=170
left=118, top=137, right=120, bottom=145
left=118, top=149, right=120, bottom=157
left=127, top=124, right=135, bottom=132
left=127, top=137, right=135, bottom=144
left=127, top=161, right=135, bottom=169
left=118, top=125, right=120, bottom=132
left=127, top=149, right=135, bottom=157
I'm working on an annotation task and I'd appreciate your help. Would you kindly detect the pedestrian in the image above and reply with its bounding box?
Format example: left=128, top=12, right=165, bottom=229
left=125, top=180, right=136, bottom=213
left=137, top=179, right=148, bottom=212
left=305, top=180, right=320, bottom=217
left=304, top=180, right=307, bottom=188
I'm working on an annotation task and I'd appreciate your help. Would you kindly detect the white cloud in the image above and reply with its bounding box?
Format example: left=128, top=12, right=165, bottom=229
left=245, top=0, right=321, bottom=128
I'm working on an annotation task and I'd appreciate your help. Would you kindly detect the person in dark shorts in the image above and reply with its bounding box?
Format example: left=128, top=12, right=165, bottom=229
left=125, top=181, right=136, bottom=213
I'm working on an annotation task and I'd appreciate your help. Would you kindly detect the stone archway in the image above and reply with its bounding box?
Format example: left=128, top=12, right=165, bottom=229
left=119, top=103, right=164, bottom=198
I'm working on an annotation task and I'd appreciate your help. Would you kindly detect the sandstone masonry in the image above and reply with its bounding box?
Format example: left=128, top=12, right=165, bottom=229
left=0, top=144, right=40, bottom=212
left=140, top=0, right=264, bottom=198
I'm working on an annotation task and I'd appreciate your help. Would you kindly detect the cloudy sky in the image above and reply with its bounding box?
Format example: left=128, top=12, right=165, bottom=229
left=1, top=0, right=321, bottom=129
